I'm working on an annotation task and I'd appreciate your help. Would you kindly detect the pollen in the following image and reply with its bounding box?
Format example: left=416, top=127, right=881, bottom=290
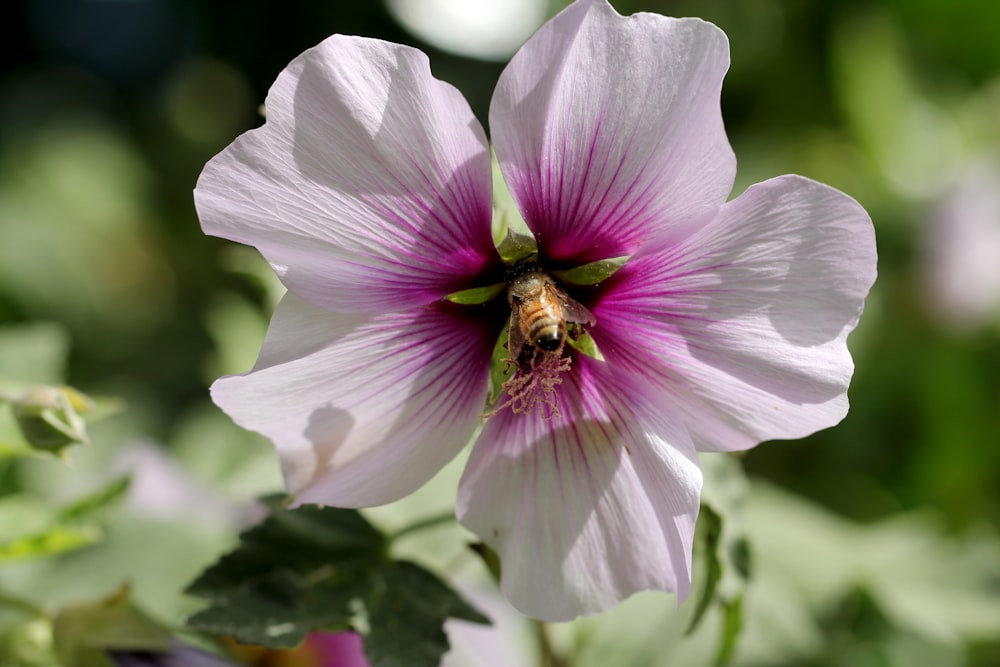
left=494, top=349, right=572, bottom=419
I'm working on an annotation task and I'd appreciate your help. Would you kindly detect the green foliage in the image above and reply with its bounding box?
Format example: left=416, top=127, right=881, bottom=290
left=0, top=324, right=69, bottom=387
left=186, top=504, right=488, bottom=666
left=688, top=455, right=752, bottom=666
left=52, top=586, right=172, bottom=667
left=3, top=0, right=1000, bottom=664
left=0, top=477, right=129, bottom=562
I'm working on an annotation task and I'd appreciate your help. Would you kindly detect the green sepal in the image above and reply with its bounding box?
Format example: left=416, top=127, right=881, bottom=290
left=485, top=325, right=515, bottom=411
left=550, top=255, right=630, bottom=286
left=566, top=329, right=605, bottom=362
left=445, top=283, right=505, bottom=305
left=5, top=385, right=119, bottom=456
left=491, top=148, right=537, bottom=265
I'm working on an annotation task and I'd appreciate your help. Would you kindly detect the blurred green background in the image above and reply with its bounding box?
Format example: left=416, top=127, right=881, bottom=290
left=1, top=1, right=999, bottom=666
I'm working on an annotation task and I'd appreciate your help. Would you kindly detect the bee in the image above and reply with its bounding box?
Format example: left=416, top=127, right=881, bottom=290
left=506, top=265, right=595, bottom=362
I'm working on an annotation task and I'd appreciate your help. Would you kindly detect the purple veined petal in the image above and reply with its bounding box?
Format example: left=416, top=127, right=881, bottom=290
left=490, top=0, right=736, bottom=264
left=593, top=174, right=877, bottom=452
left=212, top=292, right=495, bottom=507
left=195, top=35, right=497, bottom=316
left=457, top=359, right=702, bottom=621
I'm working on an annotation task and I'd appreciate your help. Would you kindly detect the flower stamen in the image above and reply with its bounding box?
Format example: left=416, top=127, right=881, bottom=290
left=489, top=348, right=572, bottom=420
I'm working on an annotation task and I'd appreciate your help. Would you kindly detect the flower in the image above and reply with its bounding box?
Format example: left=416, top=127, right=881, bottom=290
left=110, top=643, right=242, bottom=667
left=223, top=631, right=371, bottom=667
left=195, top=0, right=876, bottom=621
left=922, top=157, right=1000, bottom=328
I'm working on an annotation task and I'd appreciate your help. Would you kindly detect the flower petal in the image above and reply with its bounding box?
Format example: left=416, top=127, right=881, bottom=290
left=195, top=35, right=496, bottom=315
left=490, top=0, right=735, bottom=264
left=212, top=293, right=495, bottom=506
left=457, top=359, right=701, bottom=621
left=594, top=175, right=877, bottom=451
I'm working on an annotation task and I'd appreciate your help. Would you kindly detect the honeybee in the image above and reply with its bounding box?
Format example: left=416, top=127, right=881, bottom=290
left=507, top=266, right=595, bottom=363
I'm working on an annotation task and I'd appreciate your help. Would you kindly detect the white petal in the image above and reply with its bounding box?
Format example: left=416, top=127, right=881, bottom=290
left=595, top=175, right=877, bottom=451
left=457, top=361, right=701, bottom=621
left=212, top=293, right=494, bottom=506
left=490, top=0, right=735, bottom=263
left=196, top=35, right=496, bottom=315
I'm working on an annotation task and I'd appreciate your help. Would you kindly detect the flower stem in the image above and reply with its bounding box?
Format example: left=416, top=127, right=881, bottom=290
left=535, top=620, right=571, bottom=667
left=387, top=511, right=456, bottom=543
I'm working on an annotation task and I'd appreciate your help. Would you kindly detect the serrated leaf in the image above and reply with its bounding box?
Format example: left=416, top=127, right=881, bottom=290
left=363, top=561, right=489, bottom=667
left=187, top=505, right=385, bottom=599
left=185, top=505, right=386, bottom=647
left=185, top=505, right=488, bottom=665
left=185, top=570, right=359, bottom=647
left=549, top=256, right=629, bottom=286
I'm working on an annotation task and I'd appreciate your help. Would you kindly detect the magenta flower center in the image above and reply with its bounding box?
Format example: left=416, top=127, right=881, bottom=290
left=479, top=258, right=600, bottom=419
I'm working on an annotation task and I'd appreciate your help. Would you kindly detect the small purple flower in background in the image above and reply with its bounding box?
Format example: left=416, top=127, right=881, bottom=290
left=195, top=0, right=876, bottom=621
left=300, top=632, right=371, bottom=667
left=922, top=157, right=1000, bottom=328
left=110, top=643, right=241, bottom=667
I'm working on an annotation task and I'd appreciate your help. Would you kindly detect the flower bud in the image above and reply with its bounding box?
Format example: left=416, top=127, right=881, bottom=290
left=11, top=385, right=94, bottom=453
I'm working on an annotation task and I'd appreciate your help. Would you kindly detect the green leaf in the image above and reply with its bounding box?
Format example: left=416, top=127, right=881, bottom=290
left=550, top=256, right=630, bottom=286
left=185, top=505, right=487, bottom=667
left=52, top=586, right=172, bottom=666
left=363, top=561, right=489, bottom=667
left=0, top=527, right=101, bottom=561
left=715, top=595, right=743, bottom=667
left=0, top=477, right=130, bottom=562
left=185, top=504, right=381, bottom=646
left=445, top=283, right=506, bottom=306
left=0, top=617, right=61, bottom=667
left=187, top=505, right=385, bottom=603
left=185, top=569, right=360, bottom=647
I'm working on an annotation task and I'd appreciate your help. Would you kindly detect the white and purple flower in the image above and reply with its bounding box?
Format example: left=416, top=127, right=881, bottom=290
left=195, top=0, right=876, bottom=621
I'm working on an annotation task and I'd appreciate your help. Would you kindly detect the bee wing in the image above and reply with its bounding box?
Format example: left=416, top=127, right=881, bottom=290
left=552, top=286, right=596, bottom=326
left=507, top=301, right=526, bottom=358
